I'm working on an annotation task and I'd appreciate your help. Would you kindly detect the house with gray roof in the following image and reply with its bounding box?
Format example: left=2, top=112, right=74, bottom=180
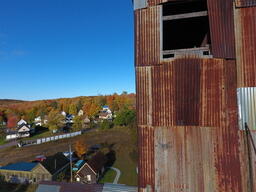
left=0, top=153, right=70, bottom=184
left=0, top=162, right=51, bottom=183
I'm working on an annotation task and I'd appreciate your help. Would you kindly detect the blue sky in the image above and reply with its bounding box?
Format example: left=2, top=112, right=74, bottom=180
left=0, top=0, right=135, bottom=101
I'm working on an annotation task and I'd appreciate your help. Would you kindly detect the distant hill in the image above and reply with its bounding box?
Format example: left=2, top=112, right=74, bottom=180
left=0, top=99, right=25, bottom=106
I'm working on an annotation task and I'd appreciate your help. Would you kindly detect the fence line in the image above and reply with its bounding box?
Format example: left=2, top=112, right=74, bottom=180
left=22, top=131, right=82, bottom=146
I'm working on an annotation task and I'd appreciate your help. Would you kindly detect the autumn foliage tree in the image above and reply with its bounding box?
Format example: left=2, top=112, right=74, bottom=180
left=75, top=140, right=87, bottom=158
left=83, top=101, right=100, bottom=118
left=72, top=115, right=84, bottom=130
left=7, top=115, right=19, bottom=129
left=0, top=92, right=135, bottom=128
left=46, top=110, right=65, bottom=131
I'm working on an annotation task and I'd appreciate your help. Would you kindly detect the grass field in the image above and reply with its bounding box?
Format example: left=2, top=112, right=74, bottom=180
left=0, top=137, right=6, bottom=145
left=21, top=130, right=53, bottom=141
left=99, top=168, right=116, bottom=184
left=0, top=127, right=138, bottom=186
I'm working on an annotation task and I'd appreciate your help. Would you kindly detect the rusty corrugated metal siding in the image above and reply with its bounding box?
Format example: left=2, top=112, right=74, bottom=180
left=134, top=0, right=256, bottom=191
left=154, top=126, right=243, bottom=192
left=207, top=0, right=236, bottom=59
left=154, top=126, right=217, bottom=192
left=234, top=6, right=256, bottom=87
left=135, top=6, right=161, bottom=66
left=138, top=126, right=155, bottom=192
left=137, top=59, right=237, bottom=128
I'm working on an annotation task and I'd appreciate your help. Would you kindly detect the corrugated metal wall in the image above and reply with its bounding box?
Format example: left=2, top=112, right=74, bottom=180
left=154, top=126, right=217, bottom=192
left=134, top=0, right=256, bottom=191
left=234, top=6, right=256, bottom=87
left=135, top=6, right=161, bottom=66
left=207, top=0, right=236, bottom=58
left=154, top=126, right=243, bottom=192
left=137, top=59, right=238, bottom=128
left=237, top=88, right=256, bottom=130
left=138, top=126, right=155, bottom=191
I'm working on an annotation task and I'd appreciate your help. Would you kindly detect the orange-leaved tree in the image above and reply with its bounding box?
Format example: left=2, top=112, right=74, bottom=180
left=75, top=140, right=87, bottom=158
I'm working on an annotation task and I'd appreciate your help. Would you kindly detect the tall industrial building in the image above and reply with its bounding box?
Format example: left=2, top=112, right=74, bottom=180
left=133, top=0, right=256, bottom=191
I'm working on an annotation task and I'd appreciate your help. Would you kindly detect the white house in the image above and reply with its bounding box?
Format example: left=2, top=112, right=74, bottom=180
left=17, top=124, right=31, bottom=137
left=61, top=111, right=67, bottom=117
left=34, top=116, right=42, bottom=126
left=84, top=117, right=90, bottom=124
left=66, top=114, right=74, bottom=124
left=17, top=119, right=27, bottom=126
left=78, top=110, right=84, bottom=116
left=99, top=106, right=113, bottom=120
left=6, top=124, right=31, bottom=140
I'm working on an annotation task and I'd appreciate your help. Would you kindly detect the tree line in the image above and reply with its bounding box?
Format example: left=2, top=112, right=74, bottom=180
left=0, top=92, right=136, bottom=130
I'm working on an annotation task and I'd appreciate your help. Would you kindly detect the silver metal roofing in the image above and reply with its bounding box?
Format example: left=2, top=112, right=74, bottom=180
left=102, top=184, right=137, bottom=192
left=36, top=184, right=60, bottom=192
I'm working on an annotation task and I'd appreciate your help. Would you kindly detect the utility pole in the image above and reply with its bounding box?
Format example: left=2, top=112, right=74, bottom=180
left=69, top=143, right=73, bottom=182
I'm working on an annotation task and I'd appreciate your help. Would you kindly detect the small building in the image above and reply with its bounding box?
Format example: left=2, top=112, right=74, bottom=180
left=6, top=124, right=31, bottom=140
left=0, top=153, right=70, bottom=184
left=72, top=160, right=85, bottom=172
left=99, top=106, right=112, bottom=121
left=66, top=114, right=74, bottom=124
left=17, top=124, right=31, bottom=137
left=61, top=111, right=66, bottom=117
left=84, top=117, right=90, bottom=124
left=0, top=162, right=52, bottom=183
left=17, top=119, right=27, bottom=126
left=34, top=116, right=42, bottom=126
left=40, top=152, right=70, bottom=180
left=75, top=152, right=106, bottom=184
left=78, top=110, right=84, bottom=116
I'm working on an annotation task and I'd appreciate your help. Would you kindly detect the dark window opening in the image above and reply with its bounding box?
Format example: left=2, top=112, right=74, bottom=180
left=163, top=54, right=175, bottom=59
left=162, top=0, right=211, bottom=58
left=163, top=0, right=208, bottom=16
left=163, top=16, right=210, bottom=50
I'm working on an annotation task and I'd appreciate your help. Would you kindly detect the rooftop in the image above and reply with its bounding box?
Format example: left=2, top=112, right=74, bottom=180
left=0, top=162, right=38, bottom=172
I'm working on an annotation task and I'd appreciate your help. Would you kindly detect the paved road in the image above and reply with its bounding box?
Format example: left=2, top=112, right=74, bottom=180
left=110, top=167, right=121, bottom=184
left=0, top=140, right=17, bottom=150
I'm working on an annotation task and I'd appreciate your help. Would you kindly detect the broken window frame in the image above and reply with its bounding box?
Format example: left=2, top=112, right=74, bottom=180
left=160, top=1, right=212, bottom=60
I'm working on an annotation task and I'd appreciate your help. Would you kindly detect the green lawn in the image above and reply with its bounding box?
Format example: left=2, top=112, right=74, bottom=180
left=0, top=127, right=138, bottom=186
left=0, top=137, right=6, bottom=145
left=113, top=147, right=138, bottom=186
left=21, top=130, right=55, bottom=141
left=99, top=168, right=116, bottom=184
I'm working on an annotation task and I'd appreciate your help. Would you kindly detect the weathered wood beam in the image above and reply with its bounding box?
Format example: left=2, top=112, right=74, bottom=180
left=163, top=11, right=208, bottom=21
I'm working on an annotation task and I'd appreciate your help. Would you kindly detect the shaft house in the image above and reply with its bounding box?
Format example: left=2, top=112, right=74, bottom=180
left=133, top=0, right=256, bottom=191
